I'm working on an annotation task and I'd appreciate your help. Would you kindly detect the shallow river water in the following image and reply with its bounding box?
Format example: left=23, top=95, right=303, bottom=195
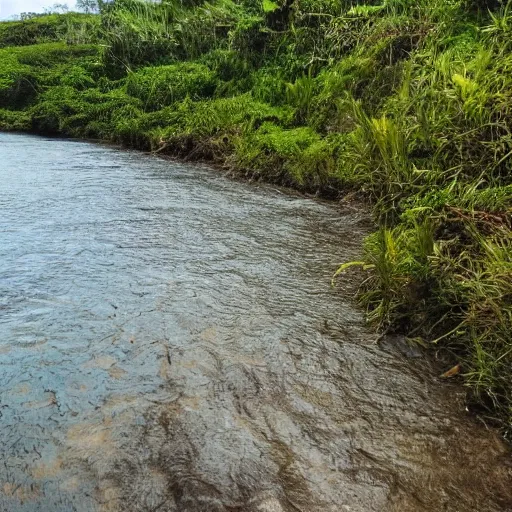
left=0, top=133, right=510, bottom=512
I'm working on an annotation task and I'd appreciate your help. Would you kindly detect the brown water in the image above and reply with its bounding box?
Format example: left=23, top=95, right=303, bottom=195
left=0, top=133, right=510, bottom=512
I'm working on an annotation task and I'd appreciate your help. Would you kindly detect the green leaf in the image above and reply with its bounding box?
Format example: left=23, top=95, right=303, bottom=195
left=262, top=0, right=279, bottom=13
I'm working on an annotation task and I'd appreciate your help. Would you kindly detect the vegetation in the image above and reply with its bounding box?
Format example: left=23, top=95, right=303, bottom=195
left=0, top=0, right=511, bottom=437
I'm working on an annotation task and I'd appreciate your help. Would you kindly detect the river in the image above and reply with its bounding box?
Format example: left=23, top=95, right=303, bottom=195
left=0, top=133, right=510, bottom=512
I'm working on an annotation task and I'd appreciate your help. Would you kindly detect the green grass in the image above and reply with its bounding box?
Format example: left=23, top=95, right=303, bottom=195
left=0, top=0, right=511, bottom=438
left=125, top=63, right=218, bottom=110
left=0, top=13, right=100, bottom=47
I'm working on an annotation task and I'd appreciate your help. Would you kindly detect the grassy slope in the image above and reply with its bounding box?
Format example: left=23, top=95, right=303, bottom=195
left=1, top=0, right=511, bottom=437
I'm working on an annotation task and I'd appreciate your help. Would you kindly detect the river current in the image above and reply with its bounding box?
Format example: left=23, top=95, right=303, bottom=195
left=0, top=133, right=510, bottom=512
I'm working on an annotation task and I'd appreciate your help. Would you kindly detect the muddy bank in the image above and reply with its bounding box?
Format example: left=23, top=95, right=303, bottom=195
left=0, top=133, right=510, bottom=512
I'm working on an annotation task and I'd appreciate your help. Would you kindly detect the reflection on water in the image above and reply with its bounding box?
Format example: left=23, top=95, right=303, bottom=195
left=0, top=133, right=510, bottom=512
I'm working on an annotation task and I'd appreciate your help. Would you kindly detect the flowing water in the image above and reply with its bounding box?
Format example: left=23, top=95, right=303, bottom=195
left=0, top=133, right=510, bottom=512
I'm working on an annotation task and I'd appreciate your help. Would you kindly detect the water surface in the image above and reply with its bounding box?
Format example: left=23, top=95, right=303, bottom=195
left=0, top=133, right=510, bottom=512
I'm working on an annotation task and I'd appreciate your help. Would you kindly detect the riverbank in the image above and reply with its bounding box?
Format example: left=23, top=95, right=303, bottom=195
left=1, top=0, right=511, bottom=438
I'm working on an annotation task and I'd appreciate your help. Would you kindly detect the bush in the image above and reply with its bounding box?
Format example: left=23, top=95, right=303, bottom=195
left=0, top=109, right=31, bottom=130
left=0, top=51, right=37, bottom=109
left=0, top=13, right=100, bottom=48
left=125, top=63, right=218, bottom=110
left=233, top=123, right=335, bottom=187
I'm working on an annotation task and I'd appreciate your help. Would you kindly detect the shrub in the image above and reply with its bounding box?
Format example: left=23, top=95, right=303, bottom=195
left=0, top=13, right=100, bottom=48
left=233, top=123, right=331, bottom=187
left=125, top=63, right=218, bottom=110
left=0, top=51, right=38, bottom=109
left=0, top=109, right=31, bottom=130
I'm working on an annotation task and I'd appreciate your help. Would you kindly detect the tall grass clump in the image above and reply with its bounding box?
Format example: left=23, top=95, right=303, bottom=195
left=125, top=63, right=218, bottom=110
left=0, top=13, right=100, bottom=47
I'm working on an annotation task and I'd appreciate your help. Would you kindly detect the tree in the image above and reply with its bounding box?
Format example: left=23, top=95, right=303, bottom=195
left=76, top=0, right=100, bottom=13
left=19, top=12, right=47, bottom=20
left=44, top=3, right=69, bottom=14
